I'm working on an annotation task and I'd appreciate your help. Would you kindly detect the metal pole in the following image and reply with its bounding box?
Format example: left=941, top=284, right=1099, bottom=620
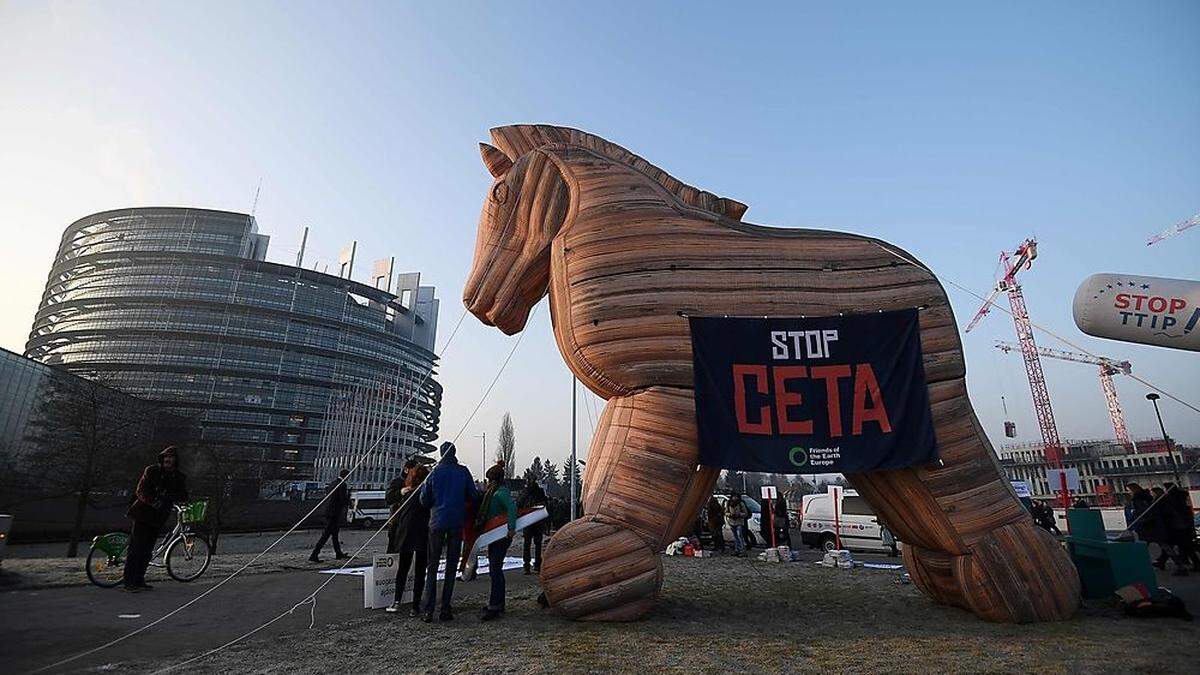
left=1147, top=394, right=1183, bottom=486
left=479, top=432, right=486, bottom=478
left=571, top=376, right=578, bottom=520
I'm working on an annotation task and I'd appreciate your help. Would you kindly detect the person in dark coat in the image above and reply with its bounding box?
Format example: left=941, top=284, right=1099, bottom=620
left=386, top=464, right=431, bottom=616
left=759, top=496, right=774, bottom=546
left=1126, top=483, right=1181, bottom=571
left=706, top=496, right=726, bottom=552
left=517, top=477, right=547, bottom=574
left=123, top=446, right=188, bottom=592
left=310, top=469, right=351, bottom=562
left=1163, top=484, right=1197, bottom=574
left=386, top=459, right=419, bottom=553
left=1031, top=500, right=1061, bottom=536
left=774, top=495, right=793, bottom=549
left=419, top=442, right=479, bottom=622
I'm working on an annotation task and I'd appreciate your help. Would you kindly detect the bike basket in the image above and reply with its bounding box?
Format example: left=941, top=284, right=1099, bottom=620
left=181, top=500, right=208, bottom=524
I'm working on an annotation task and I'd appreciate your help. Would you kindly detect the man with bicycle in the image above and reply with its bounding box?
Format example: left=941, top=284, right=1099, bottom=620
left=123, top=446, right=188, bottom=592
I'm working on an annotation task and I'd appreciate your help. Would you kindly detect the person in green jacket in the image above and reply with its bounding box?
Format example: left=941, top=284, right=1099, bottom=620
left=479, top=462, right=517, bottom=621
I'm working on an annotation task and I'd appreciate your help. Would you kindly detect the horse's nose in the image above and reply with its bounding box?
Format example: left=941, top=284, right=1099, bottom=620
left=463, top=290, right=495, bottom=325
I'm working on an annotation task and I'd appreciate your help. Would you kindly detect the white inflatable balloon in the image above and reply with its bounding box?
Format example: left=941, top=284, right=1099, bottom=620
left=1073, top=273, right=1200, bottom=352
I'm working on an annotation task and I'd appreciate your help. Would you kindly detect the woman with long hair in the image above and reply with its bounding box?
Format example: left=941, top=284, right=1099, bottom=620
left=386, top=463, right=431, bottom=616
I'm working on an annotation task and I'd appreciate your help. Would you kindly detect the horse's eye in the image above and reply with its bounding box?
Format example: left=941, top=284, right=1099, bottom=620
left=491, top=183, right=510, bottom=205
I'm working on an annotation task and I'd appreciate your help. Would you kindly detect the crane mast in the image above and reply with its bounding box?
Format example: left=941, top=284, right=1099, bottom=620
left=967, top=239, right=1063, bottom=466
left=994, top=341, right=1133, bottom=448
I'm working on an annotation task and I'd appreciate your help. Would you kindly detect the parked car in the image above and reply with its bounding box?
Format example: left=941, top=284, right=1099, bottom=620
left=348, top=490, right=388, bottom=529
left=800, top=489, right=900, bottom=554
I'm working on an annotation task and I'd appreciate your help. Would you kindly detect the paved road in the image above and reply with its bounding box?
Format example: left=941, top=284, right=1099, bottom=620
left=2, top=555, right=541, bottom=673
left=7, top=527, right=367, bottom=559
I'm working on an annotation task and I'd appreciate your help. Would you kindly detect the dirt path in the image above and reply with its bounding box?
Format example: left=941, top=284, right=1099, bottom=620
left=115, top=553, right=1198, bottom=674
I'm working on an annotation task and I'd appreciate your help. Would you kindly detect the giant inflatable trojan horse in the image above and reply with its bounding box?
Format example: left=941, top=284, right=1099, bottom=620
left=463, top=124, right=1081, bottom=623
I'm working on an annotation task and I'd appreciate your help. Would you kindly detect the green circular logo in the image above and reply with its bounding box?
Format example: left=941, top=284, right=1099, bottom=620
left=788, top=446, right=809, bottom=467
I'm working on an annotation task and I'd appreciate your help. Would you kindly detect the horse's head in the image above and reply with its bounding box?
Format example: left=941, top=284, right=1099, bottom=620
left=463, top=142, right=572, bottom=335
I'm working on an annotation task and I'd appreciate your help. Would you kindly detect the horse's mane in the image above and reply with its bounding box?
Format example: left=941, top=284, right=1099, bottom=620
left=489, top=124, right=748, bottom=221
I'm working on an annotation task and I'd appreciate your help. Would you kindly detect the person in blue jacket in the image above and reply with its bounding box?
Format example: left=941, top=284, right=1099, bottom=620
left=419, top=441, right=479, bottom=622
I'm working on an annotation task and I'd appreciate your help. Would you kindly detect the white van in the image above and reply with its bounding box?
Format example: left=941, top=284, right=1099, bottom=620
left=348, top=490, right=389, bottom=529
left=800, top=489, right=898, bottom=554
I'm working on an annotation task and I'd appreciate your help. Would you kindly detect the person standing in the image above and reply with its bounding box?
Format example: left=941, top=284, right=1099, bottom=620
left=386, top=464, right=431, bottom=616
left=1126, top=483, right=1177, bottom=570
left=123, top=446, right=188, bottom=592
left=517, top=477, right=547, bottom=574
left=310, top=469, right=351, bottom=562
left=386, top=459, right=418, bottom=553
left=774, top=495, right=793, bottom=549
left=726, top=494, right=750, bottom=557
left=880, top=524, right=899, bottom=557
left=1163, top=484, right=1196, bottom=575
left=419, top=442, right=478, bottom=623
left=478, top=463, right=517, bottom=620
left=705, top=496, right=726, bottom=552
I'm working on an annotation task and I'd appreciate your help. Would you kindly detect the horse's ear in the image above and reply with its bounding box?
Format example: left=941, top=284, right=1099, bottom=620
left=480, top=143, right=513, bottom=178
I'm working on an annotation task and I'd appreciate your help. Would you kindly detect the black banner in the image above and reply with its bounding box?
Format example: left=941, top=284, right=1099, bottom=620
left=689, top=309, right=938, bottom=474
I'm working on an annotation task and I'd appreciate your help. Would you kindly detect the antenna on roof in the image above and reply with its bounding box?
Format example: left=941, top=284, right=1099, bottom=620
left=296, top=226, right=309, bottom=268
left=251, top=177, right=263, bottom=216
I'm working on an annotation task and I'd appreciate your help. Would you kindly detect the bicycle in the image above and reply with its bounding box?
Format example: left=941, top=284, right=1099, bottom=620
left=86, top=500, right=213, bottom=588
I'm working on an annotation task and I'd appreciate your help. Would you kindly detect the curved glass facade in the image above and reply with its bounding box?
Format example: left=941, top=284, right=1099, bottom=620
left=25, top=207, right=441, bottom=485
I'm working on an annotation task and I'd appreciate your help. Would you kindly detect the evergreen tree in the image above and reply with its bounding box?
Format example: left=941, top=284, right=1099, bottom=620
left=561, top=459, right=582, bottom=498
left=543, top=461, right=561, bottom=497
left=523, top=456, right=547, bottom=483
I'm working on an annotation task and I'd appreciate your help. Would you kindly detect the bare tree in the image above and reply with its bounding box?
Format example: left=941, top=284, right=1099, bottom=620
left=189, top=442, right=260, bottom=554
left=23, top=372, right=188, bottom=556
left=496, top=413, right=516, bottom=478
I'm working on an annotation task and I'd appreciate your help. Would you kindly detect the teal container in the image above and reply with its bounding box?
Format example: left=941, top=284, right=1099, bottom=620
left=1064, top=509, right=1157, bottom=600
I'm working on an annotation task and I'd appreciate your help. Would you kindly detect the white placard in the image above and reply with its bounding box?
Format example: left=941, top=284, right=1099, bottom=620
left=1011, top=480, right=1032, bottom=499
left=1045, top=468, right=1081, bottom=492
left=364, top=553, right=398, bottom=609
left=760, top=485, right=778, bottom=500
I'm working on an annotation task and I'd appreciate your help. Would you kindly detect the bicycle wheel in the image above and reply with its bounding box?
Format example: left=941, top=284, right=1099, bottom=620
left=165, top=534, right=212, bottom=582
left=86, top=535, right=128, bottom=588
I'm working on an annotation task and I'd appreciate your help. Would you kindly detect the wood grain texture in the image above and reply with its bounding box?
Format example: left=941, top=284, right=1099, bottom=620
left=465, top=124, right=1080, bottom=623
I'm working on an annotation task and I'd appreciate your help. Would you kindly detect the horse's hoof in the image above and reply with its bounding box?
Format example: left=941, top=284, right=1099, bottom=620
left=540, top=517, right=661, bottom=621
left=905, top=522, right=1080, bottom=622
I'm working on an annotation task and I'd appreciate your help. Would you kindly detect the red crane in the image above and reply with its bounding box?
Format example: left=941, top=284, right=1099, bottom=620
left=965, top=238, right=1063, bottom=467
left=994, top=341, right=1133, bottom=448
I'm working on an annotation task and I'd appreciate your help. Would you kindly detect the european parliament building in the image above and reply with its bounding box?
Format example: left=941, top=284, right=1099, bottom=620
left=25, top=207, right=442, bottom=487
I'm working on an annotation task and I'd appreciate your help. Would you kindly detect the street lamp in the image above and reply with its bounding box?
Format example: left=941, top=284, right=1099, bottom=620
left=1145, top=393, right=1183, bottom=487
left=477, top=432, right=486, bottom=478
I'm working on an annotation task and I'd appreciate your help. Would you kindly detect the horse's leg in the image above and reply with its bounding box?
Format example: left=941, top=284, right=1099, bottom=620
left=846, top=379, right=1080, bottom=622
left=540, top=386, right=711, bottom=621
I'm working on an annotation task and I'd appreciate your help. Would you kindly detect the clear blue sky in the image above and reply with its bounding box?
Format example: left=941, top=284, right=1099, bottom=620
left=1, top=1, right=1197, bottom=475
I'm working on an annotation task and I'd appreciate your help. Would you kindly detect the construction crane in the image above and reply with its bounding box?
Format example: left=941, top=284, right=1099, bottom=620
left=1146, top=213, right=1198, bottom=247
left=965, top=238, right=1063, bottom=466
left=994, top=341, right=1133, bottom=447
